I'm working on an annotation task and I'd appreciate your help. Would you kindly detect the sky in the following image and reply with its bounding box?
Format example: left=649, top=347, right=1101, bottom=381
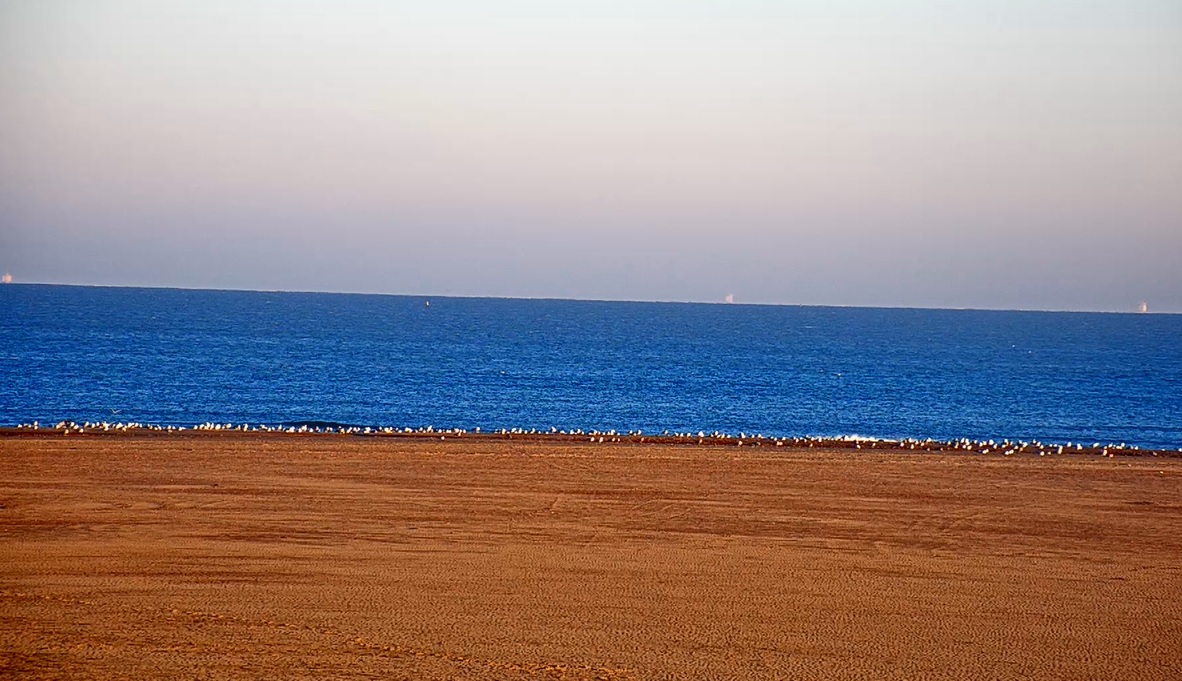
left=1, top=0, right=1179, bottom=311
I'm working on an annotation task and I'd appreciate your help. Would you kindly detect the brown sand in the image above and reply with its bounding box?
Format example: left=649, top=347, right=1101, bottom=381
left=2, top=433, right=1180, bottom=679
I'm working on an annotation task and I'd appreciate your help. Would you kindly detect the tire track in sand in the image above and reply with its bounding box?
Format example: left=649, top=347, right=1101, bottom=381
left=0, top=590, right=636, bottom=680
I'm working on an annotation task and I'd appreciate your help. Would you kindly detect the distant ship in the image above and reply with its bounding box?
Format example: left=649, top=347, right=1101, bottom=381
left=1138, top=301, right=1148, bottom=314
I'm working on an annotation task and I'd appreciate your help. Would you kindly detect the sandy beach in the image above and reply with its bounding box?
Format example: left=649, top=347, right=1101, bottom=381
left=2, top=432, right=1180, bottom=679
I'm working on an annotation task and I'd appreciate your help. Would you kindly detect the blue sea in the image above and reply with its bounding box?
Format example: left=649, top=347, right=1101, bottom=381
left=2, top=284, right=1180, bottom=449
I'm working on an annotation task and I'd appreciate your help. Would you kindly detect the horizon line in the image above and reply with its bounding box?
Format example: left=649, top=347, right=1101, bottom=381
left=2, top=280, right=1176, bottom=316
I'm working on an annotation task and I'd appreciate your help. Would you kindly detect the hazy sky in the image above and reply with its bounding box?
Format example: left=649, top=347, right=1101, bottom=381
left=1, top=1, right=1179, bottom=311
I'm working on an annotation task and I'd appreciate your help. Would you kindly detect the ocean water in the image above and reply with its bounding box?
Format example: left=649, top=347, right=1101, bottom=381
left=2, top=284, right=1180, bottom=449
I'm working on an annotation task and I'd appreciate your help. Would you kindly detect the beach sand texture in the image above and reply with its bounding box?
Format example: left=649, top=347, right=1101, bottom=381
left=2, top=434, right=1180, bottom=679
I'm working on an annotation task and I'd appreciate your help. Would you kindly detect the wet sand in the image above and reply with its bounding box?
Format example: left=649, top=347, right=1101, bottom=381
left=2, top=433, right=1180, bottom=679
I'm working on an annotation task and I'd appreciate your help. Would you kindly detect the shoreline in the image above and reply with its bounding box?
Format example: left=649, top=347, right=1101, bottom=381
left=3, top=424, right=1178, bottom=458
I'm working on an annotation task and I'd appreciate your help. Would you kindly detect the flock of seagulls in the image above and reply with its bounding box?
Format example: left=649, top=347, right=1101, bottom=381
left=10, top=421, right=1174, bottom=456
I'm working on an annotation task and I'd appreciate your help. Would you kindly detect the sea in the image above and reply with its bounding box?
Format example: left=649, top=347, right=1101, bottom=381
left=2, top=284, right=1180, bottom=450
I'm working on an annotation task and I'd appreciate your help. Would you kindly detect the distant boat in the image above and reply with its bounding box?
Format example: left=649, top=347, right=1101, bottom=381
left=1138, top=301, right=1148, bottom=314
